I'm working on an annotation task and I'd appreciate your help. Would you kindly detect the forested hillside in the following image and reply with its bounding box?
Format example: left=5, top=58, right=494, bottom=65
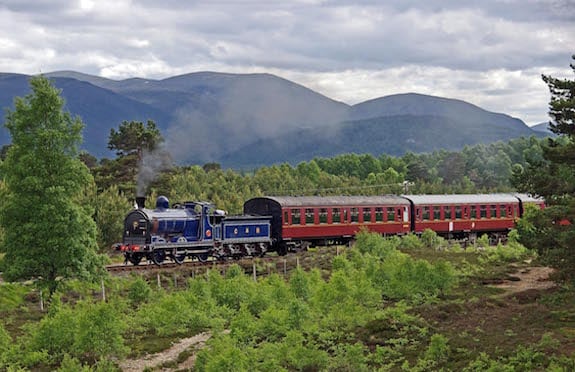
left=0, top=71, right=543, bottom=166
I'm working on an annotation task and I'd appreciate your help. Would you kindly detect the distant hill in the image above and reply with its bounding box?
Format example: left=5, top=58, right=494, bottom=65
left=0, top=71, right=545, bottom=166
left=219, top=113, right=543, bottom=168
left=531, top=121, right=555, bottom=136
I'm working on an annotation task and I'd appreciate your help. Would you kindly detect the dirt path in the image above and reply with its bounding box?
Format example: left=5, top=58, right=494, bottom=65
left=119, top=332, right=212, bottom=372
left=490, top=266, right=556, bottom=295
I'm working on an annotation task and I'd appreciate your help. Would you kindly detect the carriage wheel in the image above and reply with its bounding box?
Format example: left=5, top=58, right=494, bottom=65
left=196, top=253, right=209, bottom=262
left=152, top=250, right=166, bottom=265
left=129, top=254, right=142, bottom=266
left=173, top=252, right=186, bottom=264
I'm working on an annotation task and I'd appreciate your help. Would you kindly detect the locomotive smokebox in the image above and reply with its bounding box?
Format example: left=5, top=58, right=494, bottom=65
left=136, top=196, right=146, bottom=209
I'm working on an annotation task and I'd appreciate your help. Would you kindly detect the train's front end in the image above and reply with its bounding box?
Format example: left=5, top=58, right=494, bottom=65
left=118, top=195, right=201, bottom=265
left=123, top=208, right=151, bottom=247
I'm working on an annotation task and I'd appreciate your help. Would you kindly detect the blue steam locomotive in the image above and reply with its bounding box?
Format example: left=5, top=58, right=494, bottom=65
left=118, top=196, right=272, bottom=265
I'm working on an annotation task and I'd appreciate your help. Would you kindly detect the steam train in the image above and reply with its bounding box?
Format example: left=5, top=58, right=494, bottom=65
left=117, top=193, right=544, bottom=265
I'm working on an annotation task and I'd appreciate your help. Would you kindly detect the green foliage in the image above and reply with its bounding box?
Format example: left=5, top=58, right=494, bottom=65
left=353, top=232, right=458, bottom=301
left=93, top=185, right=133, bottom=251
left=57, top=354, right=92, bottom=372
left=421, top=228, right=442, bottom=249
left=108, top=120, right=162, bottom=157
left=289, top=267, right=311, bottom=301
left=0, top=75, right=105, bottom=298
left=480, top=241, right=532, bottom=264
left=400, top=233, right=424, bottom=250
left=127, top=276, right=152, bottom=308
left=511, top=55, right=575, bottom=276
left=24, top=298, right=128, bottom=365
left=194, top=334, right=252, bottom=372
left=0, top=283, right=27, bottom=312
left=476, top=234, right=491, bottom=249
left=95, top=120, right=169, bottom=194
left=135, top=290, right=217, bottom=337
left=328, top=342, right=370, bottom=372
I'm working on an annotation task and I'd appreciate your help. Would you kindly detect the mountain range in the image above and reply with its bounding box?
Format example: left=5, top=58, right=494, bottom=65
left=0, top=71, right=547, bottom=168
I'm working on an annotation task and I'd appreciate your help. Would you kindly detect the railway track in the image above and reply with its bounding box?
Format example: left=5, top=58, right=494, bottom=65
left=106, top=254, right=291, bottom=277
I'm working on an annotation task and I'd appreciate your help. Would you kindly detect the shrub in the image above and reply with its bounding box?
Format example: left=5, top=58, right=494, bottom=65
left=421, top=229, right=441, bottom=250
left=127, top=276, right=152, bottom=308
left=25, top=299, right=128, bottom=365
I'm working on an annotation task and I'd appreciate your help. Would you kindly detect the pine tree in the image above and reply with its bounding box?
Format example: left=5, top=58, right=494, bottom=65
left=512, top=55, right=575, bottom=273
left=0, top=76, right=104, bottom=298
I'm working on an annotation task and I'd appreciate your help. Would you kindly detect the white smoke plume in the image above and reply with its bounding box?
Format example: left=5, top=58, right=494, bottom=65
left=136, top=143, right=173, bottom=196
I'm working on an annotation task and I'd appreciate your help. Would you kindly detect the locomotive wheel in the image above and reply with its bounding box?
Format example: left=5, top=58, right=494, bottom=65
left=196, top=253, right=209, bottom=262
left=129, top=255, right=142, bottom=266
left=173, top=253, right=186, bottom=264
left=152, top=250, right=166, bottom=265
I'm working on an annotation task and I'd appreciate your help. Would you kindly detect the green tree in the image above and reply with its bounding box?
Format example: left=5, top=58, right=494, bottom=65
left=93, top=185, right=133, bottom=252
left=108, top=119, right=162, bottom=158
left=0, top=75, right=105, bottom=298
left=512, top=55, right=575, bottom=274
left=96, top=119, right=166, bottom=193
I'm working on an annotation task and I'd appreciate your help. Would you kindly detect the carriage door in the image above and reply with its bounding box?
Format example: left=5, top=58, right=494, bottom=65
left=463, top=206, right=470, bottom=219
left=399, top=207, right=407, bottom=222
left=415, top=207, right=422, bottom=222
left=507, top=205, right=514, bottom=218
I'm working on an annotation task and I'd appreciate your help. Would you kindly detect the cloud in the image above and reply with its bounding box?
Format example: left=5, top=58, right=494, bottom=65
left=0, top=0, right=573, bottom=124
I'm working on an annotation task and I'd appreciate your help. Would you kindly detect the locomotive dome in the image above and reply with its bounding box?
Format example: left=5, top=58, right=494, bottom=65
left=156, top=196, right=170, bottom=209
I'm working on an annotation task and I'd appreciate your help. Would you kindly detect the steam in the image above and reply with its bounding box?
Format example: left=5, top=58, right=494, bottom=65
left=136, top=143, right=173, bottom=196
left=162, top=74, right=350, bottom=165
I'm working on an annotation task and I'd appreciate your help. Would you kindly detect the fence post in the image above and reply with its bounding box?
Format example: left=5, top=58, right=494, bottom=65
left=157, top=273, right=161, bottom=289
left=101, top=279, right=106, bottom=302
left=253, top=261, right=257, bottom=282
left=39, top=290, right=44, bottom=311
left=284, top=259, right=287, bottom=276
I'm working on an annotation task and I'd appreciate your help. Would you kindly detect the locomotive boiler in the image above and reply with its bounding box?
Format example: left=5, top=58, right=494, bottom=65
left=119, top=196, right=272, bottom=265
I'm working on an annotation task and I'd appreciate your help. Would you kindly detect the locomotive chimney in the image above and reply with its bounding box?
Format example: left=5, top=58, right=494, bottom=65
left=136, top=196, right=146, bottom=209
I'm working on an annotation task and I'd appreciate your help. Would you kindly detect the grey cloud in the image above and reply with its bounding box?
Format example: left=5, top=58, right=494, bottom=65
left=0, top=0, right=573, bottom=125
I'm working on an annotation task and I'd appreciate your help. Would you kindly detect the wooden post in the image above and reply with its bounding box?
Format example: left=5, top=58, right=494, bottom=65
left=173, top=274, right=177, bottom=289
left=253, top=261, right=257, bottom=282
left=101, top=279, right=106, bottom=302
left=296, top=256, right=300, bottom=268
left=39, top=290, right=44, bottom=312
left=157, top=273, right=161, bottom=289
left=284, top=259, right=287, bottom=276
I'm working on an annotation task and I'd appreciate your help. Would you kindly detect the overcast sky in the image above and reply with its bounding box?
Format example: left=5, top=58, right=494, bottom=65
left=0, top=0, right=573, bottom=125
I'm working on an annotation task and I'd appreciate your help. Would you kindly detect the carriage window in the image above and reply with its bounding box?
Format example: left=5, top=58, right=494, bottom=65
left=350, top=208, right=359, bottom=223
left=283, top=211, right=289, bottom=225
left=305, top=208, right=314, bottom=224
left=291, top=209, right=301, bottom=225
left=332, top=208, right=341, bottom=223
left=343, top=209, right=348, bottom=223
left=500, top=205, right=507, bottom=217
left=375, top=207, right=383, bottom=222
left=480, top=205, right=487, bottom=219
left=490, top=205, right=497, bottom=218
left=319, top=208, right=328, bottom=224
left=387, top=207, right=395, bottom=222
left=433, top=206, right=441, bottom=220
left=470, top=206, right=477, bottom=219
left=455, top=206, right=462, bottom=219
left=363, top=208, right=372, bottom=223
left=444, top=206, right=452, bottom=220
left=422, top=206, right=430, bottom=220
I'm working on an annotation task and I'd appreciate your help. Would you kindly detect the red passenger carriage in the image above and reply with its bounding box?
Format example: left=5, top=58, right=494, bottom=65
left=244, top=196, right=411, bottom=253
left=402, top=194, right=542, bottom=240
